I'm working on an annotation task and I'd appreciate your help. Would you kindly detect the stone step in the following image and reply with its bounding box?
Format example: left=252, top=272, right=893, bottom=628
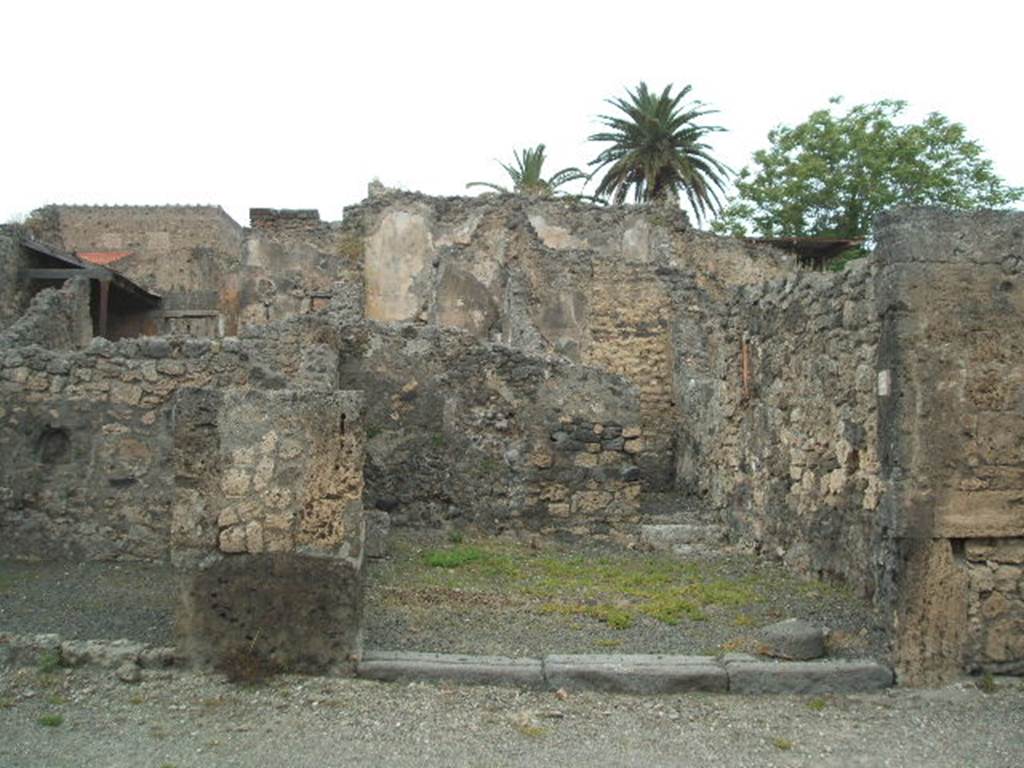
left=639, top=523, right=730, bottom=554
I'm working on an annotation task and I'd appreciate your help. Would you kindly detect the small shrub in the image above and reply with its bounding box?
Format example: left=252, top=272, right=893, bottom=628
left=37, top=713, right=63, bottom=727
left=977, top=673, right=998, bottom=694
left=216, top=646, right=282, bottom=685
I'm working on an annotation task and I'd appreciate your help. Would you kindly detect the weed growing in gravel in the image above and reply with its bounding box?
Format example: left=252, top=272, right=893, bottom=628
left=0, top=696, right=14, bottom=709
left=36, top=651, right=61, bottom=675
left=216, top=646, right=282, bottom=685
left=772, top=737, right=794, bottom=751
left=807, top=697, right=828, bottom=711
left=37, top=713, right=63, bottom=727
left=977, top=673, right=998, bottom=694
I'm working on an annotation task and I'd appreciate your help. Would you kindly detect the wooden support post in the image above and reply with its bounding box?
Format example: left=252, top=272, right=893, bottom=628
left=98, top=278, right=110, bottom=339
left=740, top=336, right=752, bottom=403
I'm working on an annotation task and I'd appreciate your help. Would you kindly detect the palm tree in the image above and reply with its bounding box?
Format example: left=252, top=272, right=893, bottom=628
left=588, top=82, right=731, bottom=224
left=467, top=144, right=587, bottom=197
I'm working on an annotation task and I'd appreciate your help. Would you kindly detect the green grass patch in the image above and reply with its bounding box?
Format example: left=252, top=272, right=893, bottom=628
left=772, top=737, right=794, bottom=751
left=37, top=713, right=63, bottom=727
left=381, top=533, right=850, bottom=632
left=807, top=697, right=827, bottom=711
left=424, top=546, right=488, bottom=569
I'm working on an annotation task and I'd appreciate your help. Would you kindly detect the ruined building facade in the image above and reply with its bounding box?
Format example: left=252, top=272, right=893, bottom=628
left=0, top=191, right=1021, bottom=683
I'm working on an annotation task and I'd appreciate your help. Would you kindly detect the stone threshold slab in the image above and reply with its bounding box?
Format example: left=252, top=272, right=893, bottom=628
left=356, top=650, right=894, bottom=695
left=1, top=634, right=895, bottom=694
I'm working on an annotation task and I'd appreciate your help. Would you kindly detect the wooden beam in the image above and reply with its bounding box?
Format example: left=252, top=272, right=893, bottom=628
left=21, top=267, right=110, bottom=280
left=98, top=279, right=110, bottom=339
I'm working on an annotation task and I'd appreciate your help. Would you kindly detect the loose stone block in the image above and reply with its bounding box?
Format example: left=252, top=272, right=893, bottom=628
left=759, top=618, right=826, bottom=660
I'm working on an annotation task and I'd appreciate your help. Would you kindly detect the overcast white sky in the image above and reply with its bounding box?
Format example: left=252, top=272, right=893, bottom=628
left=2, top=0, right=1021, bottom=228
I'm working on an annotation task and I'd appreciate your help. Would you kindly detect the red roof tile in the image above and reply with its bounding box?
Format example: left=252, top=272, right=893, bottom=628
left=77, top=251, right=132, bottom=265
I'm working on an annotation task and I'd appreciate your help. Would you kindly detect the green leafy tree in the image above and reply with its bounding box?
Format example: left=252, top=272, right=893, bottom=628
left=588, top=82, right=731, bottom=224
left=714, top=98, right=1023, bottom=239
left=467, top=144, right=587, bottom=197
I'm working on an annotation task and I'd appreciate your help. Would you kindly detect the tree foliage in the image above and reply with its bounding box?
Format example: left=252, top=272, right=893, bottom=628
left=588, top=82, right=731, bottom=224
left=467, top=144, right=587, bottom=197
left=714, top=98, right=1023, bottom=239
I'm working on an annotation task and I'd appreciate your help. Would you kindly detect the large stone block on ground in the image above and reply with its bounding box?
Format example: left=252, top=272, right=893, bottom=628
left=177, top=552, right=363, bottom=674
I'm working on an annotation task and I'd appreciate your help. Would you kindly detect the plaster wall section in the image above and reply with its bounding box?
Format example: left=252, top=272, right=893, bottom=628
left=874, top=207, right=1024, bottom=682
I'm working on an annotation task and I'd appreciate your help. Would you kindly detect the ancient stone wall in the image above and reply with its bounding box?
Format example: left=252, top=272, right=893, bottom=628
left=0, top=279, right=93, bottom=351
left=339, top=323, right=648, bottom=541
left=26, top=205, right=245, bottom=322
left=874, top=208, right=1024, bottom=682
left=0, top=228, right=28, bottom=324
left=0, top=307, right=338, bottom=560
left=682, top=263, right=884, bottom=594
left=22, top=205, right=364, bottom=338
left=347, top=192, right=791, bottom=491
left=241, top=208, right=364, bottom=330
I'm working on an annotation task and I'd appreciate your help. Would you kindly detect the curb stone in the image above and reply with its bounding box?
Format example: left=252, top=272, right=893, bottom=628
left=357, top=651, right=546, bottom=689
left=2, top=632, right=895, bottom=695
left=544, top=654, right=727, bottom=694
left=726, top=659, right=895, bottom=694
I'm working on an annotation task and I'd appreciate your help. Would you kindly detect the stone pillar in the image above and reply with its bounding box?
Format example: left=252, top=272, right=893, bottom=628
left=875, top=207, right=1024, bottom=684
left=172, top=388, right=365, bottom=674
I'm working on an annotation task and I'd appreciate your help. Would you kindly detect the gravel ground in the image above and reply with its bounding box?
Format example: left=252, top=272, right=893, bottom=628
left=1, top=531, right=889, bottom=661
left=1, top=666, right=1022, bottom=768
left=0, top=560, right=175, bottom=646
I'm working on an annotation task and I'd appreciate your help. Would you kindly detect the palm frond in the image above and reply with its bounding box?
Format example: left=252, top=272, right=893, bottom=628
left=587, top=82, right=732, bottom=223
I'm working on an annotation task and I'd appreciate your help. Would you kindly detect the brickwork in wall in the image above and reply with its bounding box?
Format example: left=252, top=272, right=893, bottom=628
left=583, top=263, right=677, bottom=488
